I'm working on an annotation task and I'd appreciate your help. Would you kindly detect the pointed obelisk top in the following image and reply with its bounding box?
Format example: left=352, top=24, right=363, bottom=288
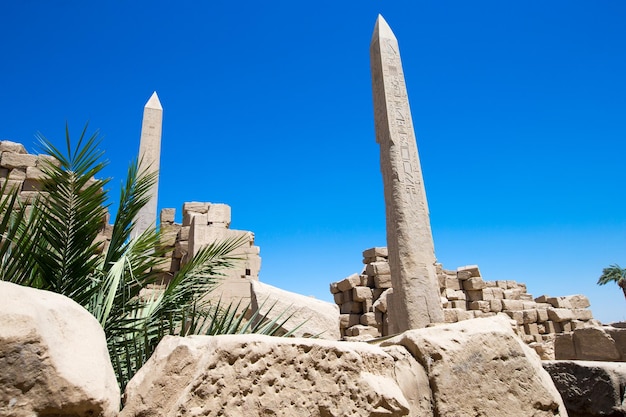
left=371, top=14, right=396, bottom=43
left=145, top=91, right=162, bottom=110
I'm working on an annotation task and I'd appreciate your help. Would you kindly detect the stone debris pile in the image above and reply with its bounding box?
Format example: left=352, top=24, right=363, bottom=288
left=330, top=247, right=598, bottom=358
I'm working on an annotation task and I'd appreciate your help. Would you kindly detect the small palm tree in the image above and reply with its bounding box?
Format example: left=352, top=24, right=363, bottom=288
left=0, top=125, right=296, bottom=393
left=598, top=264, right=626, bottom=299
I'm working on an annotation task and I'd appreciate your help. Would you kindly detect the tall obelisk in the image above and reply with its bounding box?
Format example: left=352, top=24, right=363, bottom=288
left=133, top=91, right=163, bottom=238
left=370, top=15, right=444, bottom=332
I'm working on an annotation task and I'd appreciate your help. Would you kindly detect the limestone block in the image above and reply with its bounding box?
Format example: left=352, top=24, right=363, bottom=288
left=457, top=264, right=481, bottom=279
left=462, top=277, right=486, bottom=291
left=160, top=223, right=180, bottom=247
left=443, top=308, right=459, bottom=323
left=523, top=310, right=538, bottom=324
left=207, top=203, right=231, bottom=226
left=374, top=273, right=392, bottom=289
left=366, top=261, right=391, bottom=276
left=121, top=334, right=411, bottom=417
left=373, top=288, right=392, bottom=313
left=0, top=168, right=7, bottom=178
left=501, top=299, right=524, bottom=311
left=562, top=321, right=572, bottom=333
left=337, top=273, right=361, bottom=292
left=183, top=201, right=209, bottom=214
left=537, top=309, right=549, bottom=322
left=535, top=302, right=551, bottom=309
left=547, top=308, right=575, bottom=323
left=519, top=293, right=534, bottom=301
left=360, top=312, right=378, bottom=327
left=339, top=314, right=360, bottom=329
left=607, top=327, right=626, bottom=360
left=449, top=300, right=466, bottom=310
left=178, top=225, right=190, bottom=241
left=18, top=191, right=39, bottom=204
left=1, top=179, right=22, bottom=193
left=444, top=276, right=461, bottom=290
left=0, top=140, right=27, bottom=153
left=545, top=321, right=562, bottom=334
left=353, top=286, right=373, bottom=302
left=456, top=309, right=474, bottom=321
left=544, top=360, right=626, bottom=417
left=489, top=299, right=503, bottom=313
left=469, top=300, right=490, bottom=313
left=524, top=323, right=539, bottom=335
left=506, top=310, right=524, bottom=325
left=381, top=315, right=567, bottom=417
left=250, top=281, right=340, bottom=340
left=340, top=301, right=363, bottom=315
left=372, top=288, right=385, bottom=300
left=564, top=294, right=591, bottom=309
left=466, top=290, right=483, bottom=301
left=22, top=179, right=43, bottom=191
left=173, top=241, right=188, bottom=259
left=8, top=168, right=26, bottom=180
left=0, top=281, right=119, bottom=416
left=359, top=273, right=374, bottom=287
left=1, top=152, right=37, bottom=168
left=572, top=327, right=620, bottom=361
left=329, top=282, right=339, bottom=294
left=437, top=274, right=445, bottom=288
left=183, top=211, right=208, bottom=227
left=573, top=308, right=593, bottom=321
left=503, top=288, right=522, bottom=300
left=160, top=208, right=176, bottom=224
left=496, top=280, right=508, bottom=289
left=362, top=247, right=388, bottom=258
left=36, top=154, right=61, bottom=168
left=482, top=287, right=504, bottom=300
left=535, top=295, right=549, bottom=303
left=443, top=288, right=466, bottom=301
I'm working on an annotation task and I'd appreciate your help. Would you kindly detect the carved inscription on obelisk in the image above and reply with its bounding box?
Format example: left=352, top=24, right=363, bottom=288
left=370, top=15, right=444, bottom=332
left=133, top=91, right=163, bottom=238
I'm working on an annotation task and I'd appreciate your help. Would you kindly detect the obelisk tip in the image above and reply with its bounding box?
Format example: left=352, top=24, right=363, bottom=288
left=145, top=91, right=162, bottom=110
left=372, top=14, right=396, bottom=43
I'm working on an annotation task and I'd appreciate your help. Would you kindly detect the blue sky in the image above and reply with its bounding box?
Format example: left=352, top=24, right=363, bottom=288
left=1, top=1, right=625, bottom=323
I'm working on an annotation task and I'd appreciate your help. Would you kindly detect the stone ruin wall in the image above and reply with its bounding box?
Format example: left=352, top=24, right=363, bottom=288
left=0, top=140, right=261, bottom=305
left=330, top=246, right=600, bottom=359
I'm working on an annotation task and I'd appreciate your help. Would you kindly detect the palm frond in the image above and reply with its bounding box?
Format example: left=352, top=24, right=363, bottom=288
left=598, top=264, right=626, bottom=285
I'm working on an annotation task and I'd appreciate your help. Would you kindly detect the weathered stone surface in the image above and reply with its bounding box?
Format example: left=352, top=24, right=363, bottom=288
left=382, top=345, right=432, bottom=417
left=337, top=273, right=361, bottom=292
left=363, top=247, right=388, bottom=258
left=1, top=152, right=37, bottom=169
left=572, top=327, right=620, bottom=361
left=0, top=140, right=27, bottom=154
left=462, top=276, right=486, bottom=291
left=370, top=15, right=444, bottom=331
left=381, top=315, right=567, bottom=417
left=548, top=308, right=575, bottom=323
left=544, top=360, right=626, bottom=417
left=250, top=281, right=340, bottom=340
left=120, top=334, right=412, bottom=417
left=373, top=288, right=392, bottom=313
left=160, top=208, right=176, bottom=224
left=0, top=281, right=119, bottom=417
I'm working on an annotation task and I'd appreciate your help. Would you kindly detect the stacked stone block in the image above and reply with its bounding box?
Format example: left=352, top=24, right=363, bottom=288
left=331, top=247, right=598, bottom=354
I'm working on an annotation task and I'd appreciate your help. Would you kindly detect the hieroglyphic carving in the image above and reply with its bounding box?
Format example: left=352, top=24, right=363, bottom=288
left=370, top=15, right=444, bottom=332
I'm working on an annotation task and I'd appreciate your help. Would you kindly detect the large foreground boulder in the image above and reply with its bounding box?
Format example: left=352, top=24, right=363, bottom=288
left=381, top=314, right=568, bottom=417
left=543, top=360, right=626, bottom=417
left=250, top=280, right=340, bottom=340
left=0, top=281, right=120, bottom=417
left=120, top=334, right=415, bottom=417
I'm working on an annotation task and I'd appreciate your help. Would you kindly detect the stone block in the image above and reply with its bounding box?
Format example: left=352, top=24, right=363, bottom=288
left=562, top=321, right=572, bottom=333
left=207, top=203, right=231, bottom=226
left=564, top=295, right=591, bottom=309
left=469, top=300, right=490, bottom=313
left=340, top=301, right=363, bottom=315
left=456, top=309, right=474, bottom=321
left=329, top=282, right=339, bottom=294
left=1, top=152, right=37, bottom=168
left=22, top=179, right=42, bottom=191
left=373, top=288, right=392, bottom=313
left=444, top=276, right=462, bottom=290
left=450, top=300, right=467, bottom=310
left=0, top=140, right=27, bottom=153
left=353, top=286, right=373, bottom=302
left=505, top=310, right=524, bottom=325
left=173, top=241, right=188, bottom=259
left=501, top=299, right=524, bottom=311
left=443, top=288, right=466, bottom=301
left=503, top=289, right=522, bottom=300
left=457, top=264, right=481, bottom=279
left=372, top=288, right=385, bottom=300
left=374, top=274, right=392, bottom=289
left=177, top=226, right=190, bottom=241
left=183, top=201, right=209, bottom=214
left=333, top=292, right=343, bottom=305
left=573, top=327, right=620, bottom=361
left=360, top=312, right=378, bottom=327
left=443, top=308, right=459, bottom=323
left=466, top=290, right=483, bottom=301
left=535, top=295, right=549, bottom=303
left=183, top=211, right=207, bottom=227
left=362, top=247, right=388, bottom=258
left=160, top=208, right=175, bottom=224
left=489, top=299, right=503, bottom=313
left=366, top=261, right=390, bottom=276
left=523, top=310, right=538, bottom=324
left=345, top=324, right=379, bottom=338
left=339, top=314, right=360, bottom=329
left=1, top=179, right=22, bottom=193
left=337, top=273, right=361, bottom=292
left=342, top=290, right=353, bottom=303
left=496, top=280, right=508, bottom=289
left=548, top=308, right=575, bottom=323
left=25, top=166, right=45, bottom=180
left=519, top=294, right=533, bottom=301
left=463, top=277, right=486, bottom=291
left=9, top=168, right=26, bottom=180
left=606, top=327, right=626, bottom=360
left=537, top=309, right=549, bottom=322
left=482, top=287, right=504, bottom=300
left=160, top=224, right=180, bottom=247
left=524, top=323, right=539, bottom=335
left=359, top=274, right=374, bottom=287
left=545, top=321, right=561, bottom=334
left=573, top=309, right=593, bottom=321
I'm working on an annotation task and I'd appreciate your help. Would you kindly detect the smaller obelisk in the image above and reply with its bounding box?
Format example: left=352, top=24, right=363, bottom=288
left=132, top=92, right=163, bottom=238
left=370, top=15, right=444, bottom=332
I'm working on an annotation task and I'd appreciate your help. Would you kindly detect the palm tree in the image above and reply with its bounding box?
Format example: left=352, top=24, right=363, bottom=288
left=598, top=264, right=626, bottom=299
left=0, top=125, right=296, bottom=393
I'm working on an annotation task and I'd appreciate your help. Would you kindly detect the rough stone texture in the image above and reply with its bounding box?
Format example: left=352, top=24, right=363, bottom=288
left=381, top=315, right=568, bottom=417
left=370, top=15, right=444, bottom=332
left=250, top=281, right=340, bottom=340
left=544, top=360, right=626, bottom=417
left=555, top=326, right=625, bottom=361
left=133, top=92, right=163, bottom=238
left=0, top=281, right=119, bottom=417
left=120, top=334, right=413, bottom=417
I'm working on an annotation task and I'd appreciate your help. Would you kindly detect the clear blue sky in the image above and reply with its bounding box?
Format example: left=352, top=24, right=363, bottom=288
left=1, top=1, right=625, bottom=323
